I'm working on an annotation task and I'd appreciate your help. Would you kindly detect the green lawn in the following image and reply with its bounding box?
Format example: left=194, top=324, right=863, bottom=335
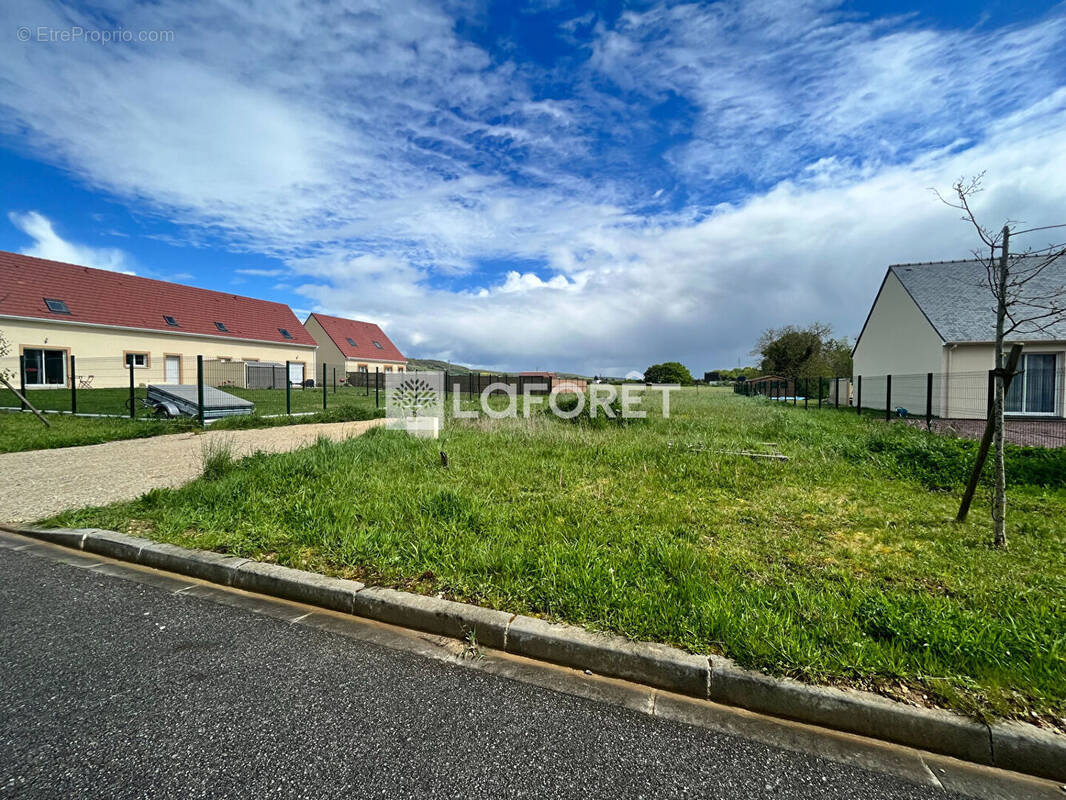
left=41, top=388, right=1066, bottom=723
left=0, top=402, right=383, bottom=453
left=2, top=383, right=381, bottom=418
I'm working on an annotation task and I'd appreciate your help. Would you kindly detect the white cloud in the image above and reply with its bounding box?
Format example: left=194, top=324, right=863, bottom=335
left=235, top=268, right=285, bottom=277
left=1, top=1, right=1065, bottom=374
left=8, top=211, right=132, bottom=273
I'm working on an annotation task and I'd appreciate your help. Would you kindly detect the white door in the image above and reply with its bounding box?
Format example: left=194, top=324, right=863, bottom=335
left=164, top=356, right=181, bottom=383
left=288, top=362, right=305, bottom=385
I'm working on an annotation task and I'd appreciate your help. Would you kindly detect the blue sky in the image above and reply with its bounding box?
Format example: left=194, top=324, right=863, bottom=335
left=2, top=0, right=1065, bottom=375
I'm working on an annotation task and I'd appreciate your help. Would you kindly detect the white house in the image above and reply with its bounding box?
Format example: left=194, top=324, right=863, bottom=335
left=852, top=257, right=1065, bottom=419
left=0, top=250, right=318, bottom=389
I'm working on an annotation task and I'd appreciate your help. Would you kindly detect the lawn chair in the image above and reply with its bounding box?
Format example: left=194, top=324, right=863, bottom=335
left=78, top=375, right=94, bottom=389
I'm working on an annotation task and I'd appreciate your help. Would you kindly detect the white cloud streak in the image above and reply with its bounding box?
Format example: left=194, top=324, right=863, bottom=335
left=8, top=211, right=132, bottom=273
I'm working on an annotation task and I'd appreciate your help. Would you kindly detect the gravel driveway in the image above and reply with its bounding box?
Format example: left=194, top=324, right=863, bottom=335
left=0, top=419, right=384, bottom=524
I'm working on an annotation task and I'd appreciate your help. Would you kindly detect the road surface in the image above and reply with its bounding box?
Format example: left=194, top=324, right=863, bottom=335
left=0, top=539, right=1040, bottom=799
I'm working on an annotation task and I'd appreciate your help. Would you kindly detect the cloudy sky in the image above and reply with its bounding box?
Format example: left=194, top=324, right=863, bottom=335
left=2, top=0, right=1065, bottom=375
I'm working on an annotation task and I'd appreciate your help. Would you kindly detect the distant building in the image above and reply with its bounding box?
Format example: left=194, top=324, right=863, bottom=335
left=0, top=250, right=316, bottom=389
left=303, top=312, right=406, bottom=377
left=518, top=371, right=588, bottom=393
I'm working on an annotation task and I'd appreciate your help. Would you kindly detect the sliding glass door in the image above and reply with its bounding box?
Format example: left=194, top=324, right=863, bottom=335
left=1005, top=354, right=1058, bottom=415
left=21, top=348, right=67, bottom=387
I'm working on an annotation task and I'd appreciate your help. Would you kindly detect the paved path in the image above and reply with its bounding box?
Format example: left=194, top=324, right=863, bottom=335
left=0, top=419, right=384, bottom=524
left=0, top=544, right=972, bottom=800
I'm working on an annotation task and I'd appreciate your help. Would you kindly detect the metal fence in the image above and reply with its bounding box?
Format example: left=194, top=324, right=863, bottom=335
left=1, top=354, right=382, bottom=424
left=0, top=353, right=593, bottom=425
left=734, top=369, right=1066, bottom=448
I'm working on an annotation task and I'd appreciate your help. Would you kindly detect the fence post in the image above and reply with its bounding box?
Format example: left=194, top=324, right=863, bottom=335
left=322, top=363, right=327, bottom=410
left=834, top=377, right=839, bottom=408
left=818, top=377, right=822, bottom=409
left=445, top=370, right=449, bottom=397
left=375, top=368, right=380, bottom=407
left=803, top=378, right=808, bottom=409
left=793, top=379, right=797, bottom=405
left=70, top=354, right=77, bottom=415
left=986, top=370, right=995, bottom=420
left=547, top=375, right=553, bottom=395
left=197, top=355, right=205, bottom=428
left=285, top=361, right=291, bottom=415
left=365, top=370, right=369, bottom=396
left=18, top=354, right=27, bottom=410
left=856, top=375, right=862, bottom=415
left=333, top=367, right=336, bottom=394
left=885, top=374, right=892, bottom=422
left=128, top=358, right=136, bottom=419
left=926, top=372, right=934, bottom=428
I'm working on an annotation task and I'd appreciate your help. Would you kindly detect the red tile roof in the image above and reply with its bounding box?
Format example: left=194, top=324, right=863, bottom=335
left=0, top=250, right=316, bottom=347
left=306, top=312, right=405, bottom=362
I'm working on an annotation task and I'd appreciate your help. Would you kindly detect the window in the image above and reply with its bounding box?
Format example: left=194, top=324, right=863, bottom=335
left=358, top=364, right=368, bottom=372
left=346, top=337, right=357, bottom=347
left=124, top=352, right=149, bottom=369
left=279, top=328, right=293, bottom=339
left=44, top=298, right=70, bottom=314
left=397, top=367, right=404, bottom=372
left=384, top=366, right=393, bottom=373
left=373, top=340, right=384, bottom=349
left=215, top=321, right=228, bottom=332
left=163, top=315, right=179, bottom=327
left=1006, top=354, right=1059, bottom=415
left=22, top=348, right=67, bottom=386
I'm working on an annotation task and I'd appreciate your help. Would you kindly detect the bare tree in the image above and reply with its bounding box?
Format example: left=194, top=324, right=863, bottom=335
left=935, top=175, right=1066, bottom=547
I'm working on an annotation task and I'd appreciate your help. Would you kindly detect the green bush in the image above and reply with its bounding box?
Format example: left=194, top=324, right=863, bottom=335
left=854, top=428, right=1066, bottom=490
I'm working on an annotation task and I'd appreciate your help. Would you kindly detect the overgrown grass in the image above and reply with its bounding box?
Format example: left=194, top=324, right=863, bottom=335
left=42, top=389, right=1066, bottom=723
left=0, top=403, right=383, bottom=453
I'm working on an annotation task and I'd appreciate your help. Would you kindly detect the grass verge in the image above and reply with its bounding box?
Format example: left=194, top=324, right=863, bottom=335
left=41, top=389, right=1066, bottom=725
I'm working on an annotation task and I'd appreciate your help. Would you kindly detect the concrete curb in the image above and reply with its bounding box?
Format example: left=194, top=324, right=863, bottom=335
left=4, top=524, right=1062, bottom=782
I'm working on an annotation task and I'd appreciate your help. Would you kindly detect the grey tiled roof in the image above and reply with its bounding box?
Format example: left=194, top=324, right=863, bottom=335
left=890, top=256, right=1066, bottom=343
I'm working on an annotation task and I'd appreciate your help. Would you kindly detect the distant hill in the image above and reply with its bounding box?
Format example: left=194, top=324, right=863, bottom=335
left=406, top=358, right=591, bottom=380
left=405, top=358, right=478, bottom=375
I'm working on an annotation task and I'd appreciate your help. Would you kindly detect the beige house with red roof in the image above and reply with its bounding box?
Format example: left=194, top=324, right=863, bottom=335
left=303, top=312, right=406, bottom=377
left=0, top=251, right=317, bottom=389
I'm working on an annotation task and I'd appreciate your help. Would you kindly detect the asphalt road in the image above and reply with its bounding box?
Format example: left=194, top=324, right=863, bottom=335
left=0, top=546, right=968, bottom=800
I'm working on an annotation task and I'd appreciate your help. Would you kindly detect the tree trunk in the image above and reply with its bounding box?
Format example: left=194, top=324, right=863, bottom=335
left=992, top=226, right=1010, bottom=549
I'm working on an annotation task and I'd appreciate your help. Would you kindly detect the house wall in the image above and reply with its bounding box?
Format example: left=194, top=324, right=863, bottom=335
left=853, top=271, right=945, bottom=378
left=3, top=317, right=315, bottom=388
left=302, top=315, right=345, bottom=372
left=345, top=358, right=406, bottom=374
left=945, top=342, right=1066, bottom=418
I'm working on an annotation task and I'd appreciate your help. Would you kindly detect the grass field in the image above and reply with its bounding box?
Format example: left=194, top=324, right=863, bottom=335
left=41, top=388, right=1066, bottom=724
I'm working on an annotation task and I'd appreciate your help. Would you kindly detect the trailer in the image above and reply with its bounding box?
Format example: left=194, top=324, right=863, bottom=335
left=145, top=384, right=254, bottom=420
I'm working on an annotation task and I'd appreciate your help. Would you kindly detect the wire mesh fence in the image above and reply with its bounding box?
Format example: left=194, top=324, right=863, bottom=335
left=1, top=354, right=384, bottom=422
left=1, top=353, right=579, bottom=424
left=734, top=368, right=1066, bottom=448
